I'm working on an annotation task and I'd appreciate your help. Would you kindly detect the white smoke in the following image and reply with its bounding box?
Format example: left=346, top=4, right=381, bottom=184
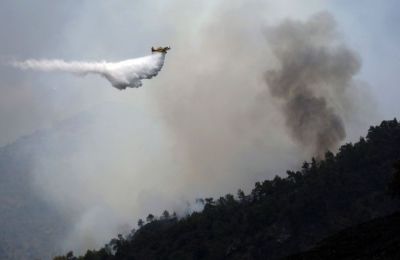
left=12, top=53, right=167, bottom=89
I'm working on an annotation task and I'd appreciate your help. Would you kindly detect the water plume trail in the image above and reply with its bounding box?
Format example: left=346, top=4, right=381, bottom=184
left=12, top=53, right=167, bottom=89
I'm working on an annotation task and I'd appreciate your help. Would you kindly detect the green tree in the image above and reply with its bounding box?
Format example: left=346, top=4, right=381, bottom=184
left=146, top=214, right=155, bottom=223
left=237, top=189, right=245, bottom=201
left=205, top=198, right=214, bottom=205
left=162, top=210, right=170, bottom=219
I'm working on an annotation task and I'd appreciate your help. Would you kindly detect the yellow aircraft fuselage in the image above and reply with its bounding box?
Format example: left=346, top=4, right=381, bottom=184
left=151, top=46, right=171, bottom=53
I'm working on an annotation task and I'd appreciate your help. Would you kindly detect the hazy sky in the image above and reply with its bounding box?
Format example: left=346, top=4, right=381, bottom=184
left=1, top=0, right=399, bottom=253
left=0, top=0, right=399, bottom=146
left=329, top=0, right=400, bottom=119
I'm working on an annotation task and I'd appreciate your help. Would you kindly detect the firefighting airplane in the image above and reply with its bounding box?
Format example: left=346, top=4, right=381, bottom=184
left=151, top=46, right=171, bottom=53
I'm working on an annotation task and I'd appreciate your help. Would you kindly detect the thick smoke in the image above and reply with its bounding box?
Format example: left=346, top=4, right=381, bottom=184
left=4, top=0, right=372, bottom=255
left=147, top=1, right=303, bottom=198
left=265, top=12, right=361, bottom=157
left=12, top=53, right=166, bottom=89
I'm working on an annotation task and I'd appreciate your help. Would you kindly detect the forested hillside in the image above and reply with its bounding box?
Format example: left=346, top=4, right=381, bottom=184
left=57, top=119, right=400, bottom=260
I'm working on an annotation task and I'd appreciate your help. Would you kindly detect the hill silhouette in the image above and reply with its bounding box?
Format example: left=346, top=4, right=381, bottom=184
left=286, top=211, right=400, bottom=260
left=56, top=119, right=400, bottom=260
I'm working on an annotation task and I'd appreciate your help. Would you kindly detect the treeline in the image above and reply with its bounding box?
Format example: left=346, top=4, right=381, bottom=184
left=55, top=119, right=400, bottom=260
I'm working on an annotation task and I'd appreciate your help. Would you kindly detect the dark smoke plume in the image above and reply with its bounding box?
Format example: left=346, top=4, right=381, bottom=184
left=265, top=12, right=361, bottom=157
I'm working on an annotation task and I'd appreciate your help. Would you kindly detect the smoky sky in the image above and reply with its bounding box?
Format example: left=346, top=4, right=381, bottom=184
left=0, top=0, right=396, bottom=256
left=265, top=12, right=361, bottom=157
